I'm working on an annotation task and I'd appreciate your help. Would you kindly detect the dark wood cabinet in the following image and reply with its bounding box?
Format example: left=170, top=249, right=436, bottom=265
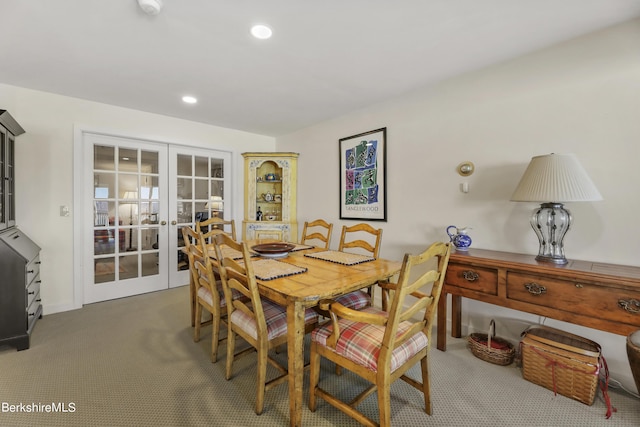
left=0, top=228, right=42, bottom=350
left=0, top=110, right=41, bottom=351
left=437, top=248, right=640, bottom=351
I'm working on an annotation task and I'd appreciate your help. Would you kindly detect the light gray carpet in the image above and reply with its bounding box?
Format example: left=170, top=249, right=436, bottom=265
left=1, top=286, right=638, bottom=426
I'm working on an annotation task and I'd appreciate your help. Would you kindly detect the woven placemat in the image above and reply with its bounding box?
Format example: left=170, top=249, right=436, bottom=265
left=290, top=243, right=315, bottom=252
left=304, top=250, right=374, bottom=266
left=251, top=259, right=308, bottom=281
left=207, top=246, right=256, bottom=260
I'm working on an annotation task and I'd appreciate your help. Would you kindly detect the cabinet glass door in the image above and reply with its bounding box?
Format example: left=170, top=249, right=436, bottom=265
left=0, top=127, right=15, bottom=230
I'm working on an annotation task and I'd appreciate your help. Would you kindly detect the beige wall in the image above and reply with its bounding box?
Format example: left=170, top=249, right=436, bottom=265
left=276, top=19, right=640, bottom=390
left=0, top=83, right=275, bottom=312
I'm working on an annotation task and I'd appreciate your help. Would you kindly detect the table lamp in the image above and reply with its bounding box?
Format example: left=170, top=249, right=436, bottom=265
left=511, top=153, right=602, bottom=265
left=205, top=196, right=223, bottom=211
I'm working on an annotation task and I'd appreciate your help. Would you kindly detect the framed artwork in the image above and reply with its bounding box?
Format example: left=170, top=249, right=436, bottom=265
left=339, top=127, right=387, bottom=221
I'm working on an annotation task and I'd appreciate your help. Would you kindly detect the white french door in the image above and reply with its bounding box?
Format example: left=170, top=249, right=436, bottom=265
left=168, top=145, right=231, bottom=289
left=80, top=132, right=231, bottom=304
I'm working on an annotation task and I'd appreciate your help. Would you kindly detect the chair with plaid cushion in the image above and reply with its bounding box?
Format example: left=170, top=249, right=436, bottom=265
left=333, top=223, right=383, bottom=311
left=308, top=242, right=451, bottom=427
left=191, top=238, right=244, bottom=363
left=213, top=233, right=319, bottom=415
left=301, top=219, right=333, bottom=249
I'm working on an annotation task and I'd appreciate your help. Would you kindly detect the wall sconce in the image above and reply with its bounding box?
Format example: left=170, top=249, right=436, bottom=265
left=457, top=162, right=475, bottom=176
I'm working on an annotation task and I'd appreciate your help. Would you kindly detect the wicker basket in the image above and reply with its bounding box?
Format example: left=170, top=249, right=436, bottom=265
left=521, top=325, right=600, bottom=405
left=467, top=319, right=515, bottom=366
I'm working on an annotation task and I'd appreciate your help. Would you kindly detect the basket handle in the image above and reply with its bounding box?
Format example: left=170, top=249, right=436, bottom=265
left=488, top=319, right=496, bottom=350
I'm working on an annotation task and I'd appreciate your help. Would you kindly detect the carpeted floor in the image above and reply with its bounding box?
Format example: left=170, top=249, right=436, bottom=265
left=1, top=286, right=638, bottom=426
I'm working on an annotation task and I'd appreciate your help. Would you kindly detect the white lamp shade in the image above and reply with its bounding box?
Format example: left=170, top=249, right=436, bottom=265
left=205, top=196, right=223, bottom=210
left=511, top=153, right=602, bottom=203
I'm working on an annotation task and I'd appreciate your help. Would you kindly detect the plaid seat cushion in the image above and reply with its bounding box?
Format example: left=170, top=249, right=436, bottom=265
left=333, top=290, right=371, bottom=311
left=197, top=281, right=243, bottom=308
left=311, top=306, right=428, bottom=372
left=230, top=299, right=318, bottom=341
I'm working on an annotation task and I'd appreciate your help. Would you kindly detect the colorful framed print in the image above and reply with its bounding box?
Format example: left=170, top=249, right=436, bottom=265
left=339, top=127, right=387, bottom=221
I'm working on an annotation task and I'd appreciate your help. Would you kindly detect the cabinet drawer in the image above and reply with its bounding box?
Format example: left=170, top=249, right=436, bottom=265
left=446, top=263, right=498, bottom=295
left=26, top=295, right=40, bottom=330
left=26, top=274, right=41, bottom=308
left=507, top=272, right=640, bottom=327
left=26, top=255, right=41, bottom=286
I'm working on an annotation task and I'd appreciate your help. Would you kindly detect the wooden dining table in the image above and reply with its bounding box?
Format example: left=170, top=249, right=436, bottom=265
left=235, top=240, right=402, bottom=427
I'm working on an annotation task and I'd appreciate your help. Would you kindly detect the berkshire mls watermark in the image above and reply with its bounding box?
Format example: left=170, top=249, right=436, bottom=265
left=2, top=402, right=76, bottom=413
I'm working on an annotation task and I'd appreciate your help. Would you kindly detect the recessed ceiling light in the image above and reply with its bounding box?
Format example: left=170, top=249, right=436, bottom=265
left=250, top=24, right=272, bottom=40
left=182, top=96, right=197, bottom=104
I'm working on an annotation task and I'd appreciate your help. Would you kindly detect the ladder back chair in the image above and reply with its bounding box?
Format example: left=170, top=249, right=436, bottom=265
left=333, top=223, right=383, bottom=311
left=191, top=235, right=244, bottom=363
left=197, top=217, right=237, bottom=243
left=300, top=219, right=333, bottom=249
left=182, top=226, right=203, bottom=327
left=309, top=242, right=451, bottom=427
left=213, top=233, right=319, bottom=415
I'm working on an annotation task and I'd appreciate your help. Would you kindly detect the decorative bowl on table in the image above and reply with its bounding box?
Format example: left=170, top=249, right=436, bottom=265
left=251, top=243, right=295, bottom=259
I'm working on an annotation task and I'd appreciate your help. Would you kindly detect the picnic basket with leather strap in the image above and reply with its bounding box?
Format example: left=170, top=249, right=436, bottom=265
left=520, top=325, right=602, bottom=406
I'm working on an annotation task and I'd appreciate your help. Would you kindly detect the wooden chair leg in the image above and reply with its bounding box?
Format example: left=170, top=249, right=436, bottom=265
left=190, top=277, right=196, bottom=327
left=378, top=378, right=392, bottom=427
left=308, top=342, right=320, bottom=412
left=225, top=328, right=235, bottom=381
left=421, top=356, right=432, bottom=415
left=255, top=348, right=267, bottom=415
left=194, top=303, right=202, bottom=342
left=211, top=311, right=220, bottom=363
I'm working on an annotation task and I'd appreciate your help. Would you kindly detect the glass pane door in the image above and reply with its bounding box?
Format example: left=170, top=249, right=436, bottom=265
left=169, top=146, right=231, bottom=288
left=85, top=134, right=168, bottom=303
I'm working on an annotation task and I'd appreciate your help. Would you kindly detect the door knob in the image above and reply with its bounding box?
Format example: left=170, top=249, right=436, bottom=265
left=160, top=221, right=167, bottom=225
left=171, top=220, right=177, bottom=225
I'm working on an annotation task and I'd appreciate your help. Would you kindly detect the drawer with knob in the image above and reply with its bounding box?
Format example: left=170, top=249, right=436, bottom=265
left=26, top=274, right=41, bottom=309
left=26, top=255, right=40, bottom=287
left=506, top=271, right=640, bottom=327
left=445, top=263, right=498, bottom=295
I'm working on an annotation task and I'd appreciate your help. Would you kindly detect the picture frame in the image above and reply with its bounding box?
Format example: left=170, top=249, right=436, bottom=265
left=339, top=127, right=387, bottom=221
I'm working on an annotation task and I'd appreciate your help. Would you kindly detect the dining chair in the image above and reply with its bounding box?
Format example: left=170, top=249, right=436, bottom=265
left=182, top=226, right=203, bottom=327
left=191, top=236, right=245, bottom=363
left=308, top=241, right=451, bottom=427
left=333, top=223, right=383, bottom=311
left=300, top=219, right=333, bottom=249
left=213, top=233, right=319, bottom=415
left=196, top=217, right=237, bottom=242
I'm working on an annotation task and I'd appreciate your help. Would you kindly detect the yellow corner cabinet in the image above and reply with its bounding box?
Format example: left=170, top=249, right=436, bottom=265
left=242, top=152, right=298, bottom=241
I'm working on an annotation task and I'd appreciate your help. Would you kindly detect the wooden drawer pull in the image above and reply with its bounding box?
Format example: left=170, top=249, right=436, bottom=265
left=619, top=299, right=640, bottom=314
left=524, top=282, right=547, bottom=295
left=462, top=270, right=479, bottom=281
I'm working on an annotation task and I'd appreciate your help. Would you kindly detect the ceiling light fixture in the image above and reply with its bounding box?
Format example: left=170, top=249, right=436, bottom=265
left=137, top=0, right=163, bottom=16
left=250, top=24, right=273, bottom=40
left=182, top=96, right=197, bottom=104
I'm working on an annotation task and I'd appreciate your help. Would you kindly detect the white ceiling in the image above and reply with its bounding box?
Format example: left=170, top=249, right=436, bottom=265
left=2, top=1, right=640, bottom=137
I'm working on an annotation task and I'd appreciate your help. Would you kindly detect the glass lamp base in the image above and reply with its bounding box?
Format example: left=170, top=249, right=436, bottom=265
left=530, top=203, right=571, bottom=265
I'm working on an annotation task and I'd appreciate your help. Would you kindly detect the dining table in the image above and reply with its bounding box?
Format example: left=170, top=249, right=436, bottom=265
left=211, top=239, right=402, bottom=427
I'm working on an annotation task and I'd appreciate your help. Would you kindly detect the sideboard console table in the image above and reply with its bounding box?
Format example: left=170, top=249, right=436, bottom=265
left=436, top=248, right=640, bottom=351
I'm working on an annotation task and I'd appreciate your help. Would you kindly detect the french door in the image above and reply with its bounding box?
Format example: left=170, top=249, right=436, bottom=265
left=81, top=132, right=231, bottom=304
